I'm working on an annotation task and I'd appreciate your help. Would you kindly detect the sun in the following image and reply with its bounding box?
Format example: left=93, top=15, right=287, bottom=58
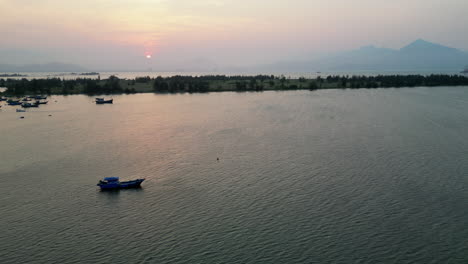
left=146, top=54, right=152, bottom=59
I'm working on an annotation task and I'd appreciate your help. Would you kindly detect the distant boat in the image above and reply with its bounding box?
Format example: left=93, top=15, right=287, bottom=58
left=7, top=99, right=21, bottom=105
left=21, top=97, right=32, bottom=102
left=34, top=95, right=47, bottom=100
left=21, top=102, right=39, bottom=108
left=35, top=100, right=48, bottom=105
left=95, top=98, right=113, bottom=104
left=16, top=109, right=25, bottom=112
left=97, top=177, right=145, bottom=190
left=0, top=97, right=7, bottom=101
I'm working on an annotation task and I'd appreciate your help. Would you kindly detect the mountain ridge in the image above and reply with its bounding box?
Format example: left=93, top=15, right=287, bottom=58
left=266, top=39, right=468, bottom=72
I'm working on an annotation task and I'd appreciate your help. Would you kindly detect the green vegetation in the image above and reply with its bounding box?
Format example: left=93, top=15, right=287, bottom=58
left=1, top=74, right=468, bottom=96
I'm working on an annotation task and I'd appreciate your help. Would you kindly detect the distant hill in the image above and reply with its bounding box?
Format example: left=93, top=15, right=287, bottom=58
left=0, top=62, right=87, bottom=72
left=267, top=39, right=468, bottom=72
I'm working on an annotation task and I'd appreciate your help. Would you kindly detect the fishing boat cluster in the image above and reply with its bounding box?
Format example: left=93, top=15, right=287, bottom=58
left=0, top=95, right=48, bottom=111
left=0, top=96, right=114, bottom=112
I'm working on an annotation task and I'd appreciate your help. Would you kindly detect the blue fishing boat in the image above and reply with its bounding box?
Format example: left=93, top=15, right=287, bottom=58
left=97, top=177, right=145, bottom=190
left=7, top=100, right=21, bottom=105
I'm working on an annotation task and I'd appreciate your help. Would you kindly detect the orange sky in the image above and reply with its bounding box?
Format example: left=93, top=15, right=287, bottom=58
left=1, top=0, right=467, bottom=70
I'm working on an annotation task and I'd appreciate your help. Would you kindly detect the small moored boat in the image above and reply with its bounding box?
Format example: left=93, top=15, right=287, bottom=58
left=95, top=98, right=113, bottom=104
left=7, top=99, right=21, bottom=105
left=97, top=177, right=145, bottom=190
left=16, top=109, right=25, bottom=112
left=22, top=102, right=39, bottom=108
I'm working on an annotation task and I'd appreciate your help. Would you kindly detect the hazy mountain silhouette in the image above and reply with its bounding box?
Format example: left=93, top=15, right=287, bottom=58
left=0, top=62, right=87, bottom=72
left=1, top=40, right=467, bottom=73
left=267, top=39, right=468, bottom=72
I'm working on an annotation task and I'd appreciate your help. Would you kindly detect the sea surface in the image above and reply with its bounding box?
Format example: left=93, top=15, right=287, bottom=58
left=1, top=87, right=468, bottom=263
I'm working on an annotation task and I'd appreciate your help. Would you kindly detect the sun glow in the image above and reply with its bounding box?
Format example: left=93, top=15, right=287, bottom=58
left=146, top=54, right=152, bottom=59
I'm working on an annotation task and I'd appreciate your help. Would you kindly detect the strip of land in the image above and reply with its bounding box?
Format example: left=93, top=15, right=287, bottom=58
left=1, top=74, right=468, bottom=95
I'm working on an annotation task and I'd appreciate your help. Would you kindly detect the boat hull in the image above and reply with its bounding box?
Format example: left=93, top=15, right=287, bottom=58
left=96, top=99, right=113, bottom=104
left=97, top=179, right=144, bottom=190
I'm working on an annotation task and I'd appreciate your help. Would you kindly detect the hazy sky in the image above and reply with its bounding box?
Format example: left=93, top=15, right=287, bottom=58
left=1, top=0, right=467, bottom=70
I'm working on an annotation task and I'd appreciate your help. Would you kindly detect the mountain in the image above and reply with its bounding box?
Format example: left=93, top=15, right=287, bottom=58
left=267, top=39, right=468, bottom=72
left=394, top=39, right=468, bottom=70
left=0, top=62, right=87, bottom=72
left=399, top=39, right=461, bottom=54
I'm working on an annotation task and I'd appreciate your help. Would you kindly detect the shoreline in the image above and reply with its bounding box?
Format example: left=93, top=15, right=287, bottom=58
left=1, top=74, right=468, bottom=96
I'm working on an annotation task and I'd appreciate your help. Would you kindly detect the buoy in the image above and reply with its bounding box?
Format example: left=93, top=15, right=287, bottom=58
left=48, top=114, right=52, bottom=116
left=217, top=157, right=219, bottom=161
left=20, top=116, right=24, bottom=119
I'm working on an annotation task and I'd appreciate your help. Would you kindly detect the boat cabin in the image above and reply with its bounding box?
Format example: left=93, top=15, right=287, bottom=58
left=102, top=177, right=119, bottom=183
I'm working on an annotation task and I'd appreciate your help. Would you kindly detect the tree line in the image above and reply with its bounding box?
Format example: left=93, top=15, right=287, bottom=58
left=0, top=76, right=128, bottom=95
left=315, top=74, right=468, bottom=89
left=1, top=74, right=468, bottom=95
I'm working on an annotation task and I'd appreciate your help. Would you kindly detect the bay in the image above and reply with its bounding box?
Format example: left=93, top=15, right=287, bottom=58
left=1, top=87, right=468, bottom=263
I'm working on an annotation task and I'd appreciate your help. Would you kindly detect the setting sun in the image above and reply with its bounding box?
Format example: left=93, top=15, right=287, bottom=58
left=146, top=54, right=151, bottom=59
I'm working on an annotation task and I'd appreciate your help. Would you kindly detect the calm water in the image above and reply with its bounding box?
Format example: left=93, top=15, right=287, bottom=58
left=1, top=87, right=468, bottom=263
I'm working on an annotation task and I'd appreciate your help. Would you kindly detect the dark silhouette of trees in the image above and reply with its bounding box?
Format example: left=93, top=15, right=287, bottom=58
left=2, top=74, right=468, bottom=96
left=153, top=76, right=169, bottom=92
left=83, top=79, right=101, bottom=94
left=135, top=76, right=151, bottom=83
left=309, top=82, right=318, bottom=90
left=102, top=75, right=122, bottom=93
